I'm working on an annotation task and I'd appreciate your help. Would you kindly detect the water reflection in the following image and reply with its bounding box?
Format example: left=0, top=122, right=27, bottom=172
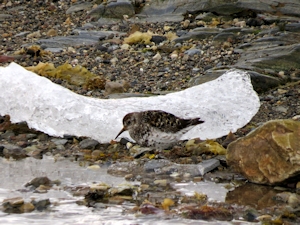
left=226, top=183, right=280, bottom=209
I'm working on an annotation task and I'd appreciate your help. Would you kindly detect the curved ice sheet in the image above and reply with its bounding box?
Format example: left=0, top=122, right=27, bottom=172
left=0, top=63, right=260, bottom=143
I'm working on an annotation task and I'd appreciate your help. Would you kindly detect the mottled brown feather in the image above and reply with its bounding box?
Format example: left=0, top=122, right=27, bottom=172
left=140, top=110, right=204, bottom=133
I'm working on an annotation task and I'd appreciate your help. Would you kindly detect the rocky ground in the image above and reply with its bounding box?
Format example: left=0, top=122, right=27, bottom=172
left=1, top=0, right=300, bottom=224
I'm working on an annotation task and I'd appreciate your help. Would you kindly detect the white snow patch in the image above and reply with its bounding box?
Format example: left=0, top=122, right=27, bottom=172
left=0, top=62, right=260, bottom=143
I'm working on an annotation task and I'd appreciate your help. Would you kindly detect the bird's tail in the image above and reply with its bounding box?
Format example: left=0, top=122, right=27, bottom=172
left=190, top=118, right=204, bottom=126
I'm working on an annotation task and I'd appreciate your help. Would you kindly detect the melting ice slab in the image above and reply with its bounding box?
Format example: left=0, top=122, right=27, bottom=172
left=0, top=63, right=260, bottom=143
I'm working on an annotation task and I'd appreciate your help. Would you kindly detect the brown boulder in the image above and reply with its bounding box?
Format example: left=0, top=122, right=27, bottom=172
left=227, top=119, right=300, bottom=185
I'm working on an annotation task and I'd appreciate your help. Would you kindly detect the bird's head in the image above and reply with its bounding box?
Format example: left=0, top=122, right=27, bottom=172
left=115, top=112, right=137, bottom=139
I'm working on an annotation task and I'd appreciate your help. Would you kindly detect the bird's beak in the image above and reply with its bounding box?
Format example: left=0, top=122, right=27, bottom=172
left=115, top=127, right=126, bottom=139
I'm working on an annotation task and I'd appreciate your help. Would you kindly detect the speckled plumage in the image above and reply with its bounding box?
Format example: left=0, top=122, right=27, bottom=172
left=115, top=110, right=204, bottom=149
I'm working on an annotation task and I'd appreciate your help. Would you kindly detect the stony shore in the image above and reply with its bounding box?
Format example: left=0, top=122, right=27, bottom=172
left=1, top=0, right=300, bottom=223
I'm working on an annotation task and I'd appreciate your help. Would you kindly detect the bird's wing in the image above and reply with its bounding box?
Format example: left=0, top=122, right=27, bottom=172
left=142, top=110, right=189, bottom=132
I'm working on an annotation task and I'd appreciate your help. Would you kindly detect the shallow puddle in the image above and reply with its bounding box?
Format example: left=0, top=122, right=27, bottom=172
left=0, top=156, right=259, bottom=224
left=0, top=156, right=126, bottom=190
left=172, top=181, right=229, bottom=202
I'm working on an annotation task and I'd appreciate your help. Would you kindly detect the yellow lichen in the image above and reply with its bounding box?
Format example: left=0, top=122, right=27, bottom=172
left=161, top=198, right=174, bottom=211
left=26, top=62, right=106, bottom=90
left=165, top=31, right=178, bottom=41
left=123, top=31, right=153, bottom=45
left=185, top=139, right=227, bottom=155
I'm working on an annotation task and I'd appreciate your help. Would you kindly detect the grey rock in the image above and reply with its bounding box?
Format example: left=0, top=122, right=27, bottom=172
left=14, top=31, right=30, bottom=37
left=0, top=14, right=12, bottom=22
left=252, top=36, right=292, bottom=47
left=144, top=159, right=173, bottom=172
left=24, top=145, right=39, bottom=153
left=283, top=23, right=300, bottom=32
left=32, top=199, right=51, bottom=211
left=55, top=145, right=66, bottom=151
left=222, top=27, right=242, bottom=33
left=89, top=1, right=135, bottom=20
left=239, top=28, right=260, bottom=35
left=135, top=14, right=183, bottom=23
left=96, top=17, right=123, bottom=26
left=195, top=12, right=218, bottom=22
left=274, top=106, right=288, bottom=114
left=212, top=32, right=237, bottom=43
left=105, top=1, right=135, bottom=18
left=151, top=35, right=167, bottom=44
left=34, top=30, right=125, bottom=50
left=119, top=137, right=131, bottom=145
left=44, top=47, right=63, bottom=53
left=184, top=48, right=203, bottom=56
left=88, top=4, right=105, bottom=19
left=2, top=144, right=27, bottom=160
left=139, top=0, right=300, bottom=21
left=109, top=158, right=220, bottom=178
left=204, top=2, right=271, bottom=16
left=0, top=130, right=15, bottom=140
left=247, top=71, right=281, bottom=93
left=174, top=29, right=220, bottom=43
left=236, top=43, right=300, bottom=72
left=107, top=45, right=119, bottom=52
left=81, top=22, right=96, bottom=29
left=36, top=36, right=98, bottom=49
left=38, top=133, right=49, bottom=141
left=25, top=177, right=52, bottom=188
left=129, top=146, right=153, bottom=158
left=159, top=159, right=220, bottom=177
left=26, top=133, right=37, bottom=139
left=196, top=159, right=220, bottom=175
left=51, top=138, right=68, bottom=146
left=79, top=139, right=99, bottom=149
left=66, top=2, right=93, bottom=14
left=204, top=170, right=246, bottom=182
left=26, top=148, right=44, bottom=159
left=192, top=68, right=201, bottom=73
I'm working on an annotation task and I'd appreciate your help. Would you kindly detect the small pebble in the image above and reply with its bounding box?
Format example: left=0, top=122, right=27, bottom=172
left=278, top=71, right=285, bottom=77
left=153, top=179, right=167, bottom=186
left=153, top=53, right=161, bottom=60
left=170, top=172, right=180, bottom=177
left=126, top=142, right=133, bottom=149
left=87, top=165, right=100, bottom=170
left=124, top=174, right=134, bottom=180
left=292, top=115, right=300, bottom=121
